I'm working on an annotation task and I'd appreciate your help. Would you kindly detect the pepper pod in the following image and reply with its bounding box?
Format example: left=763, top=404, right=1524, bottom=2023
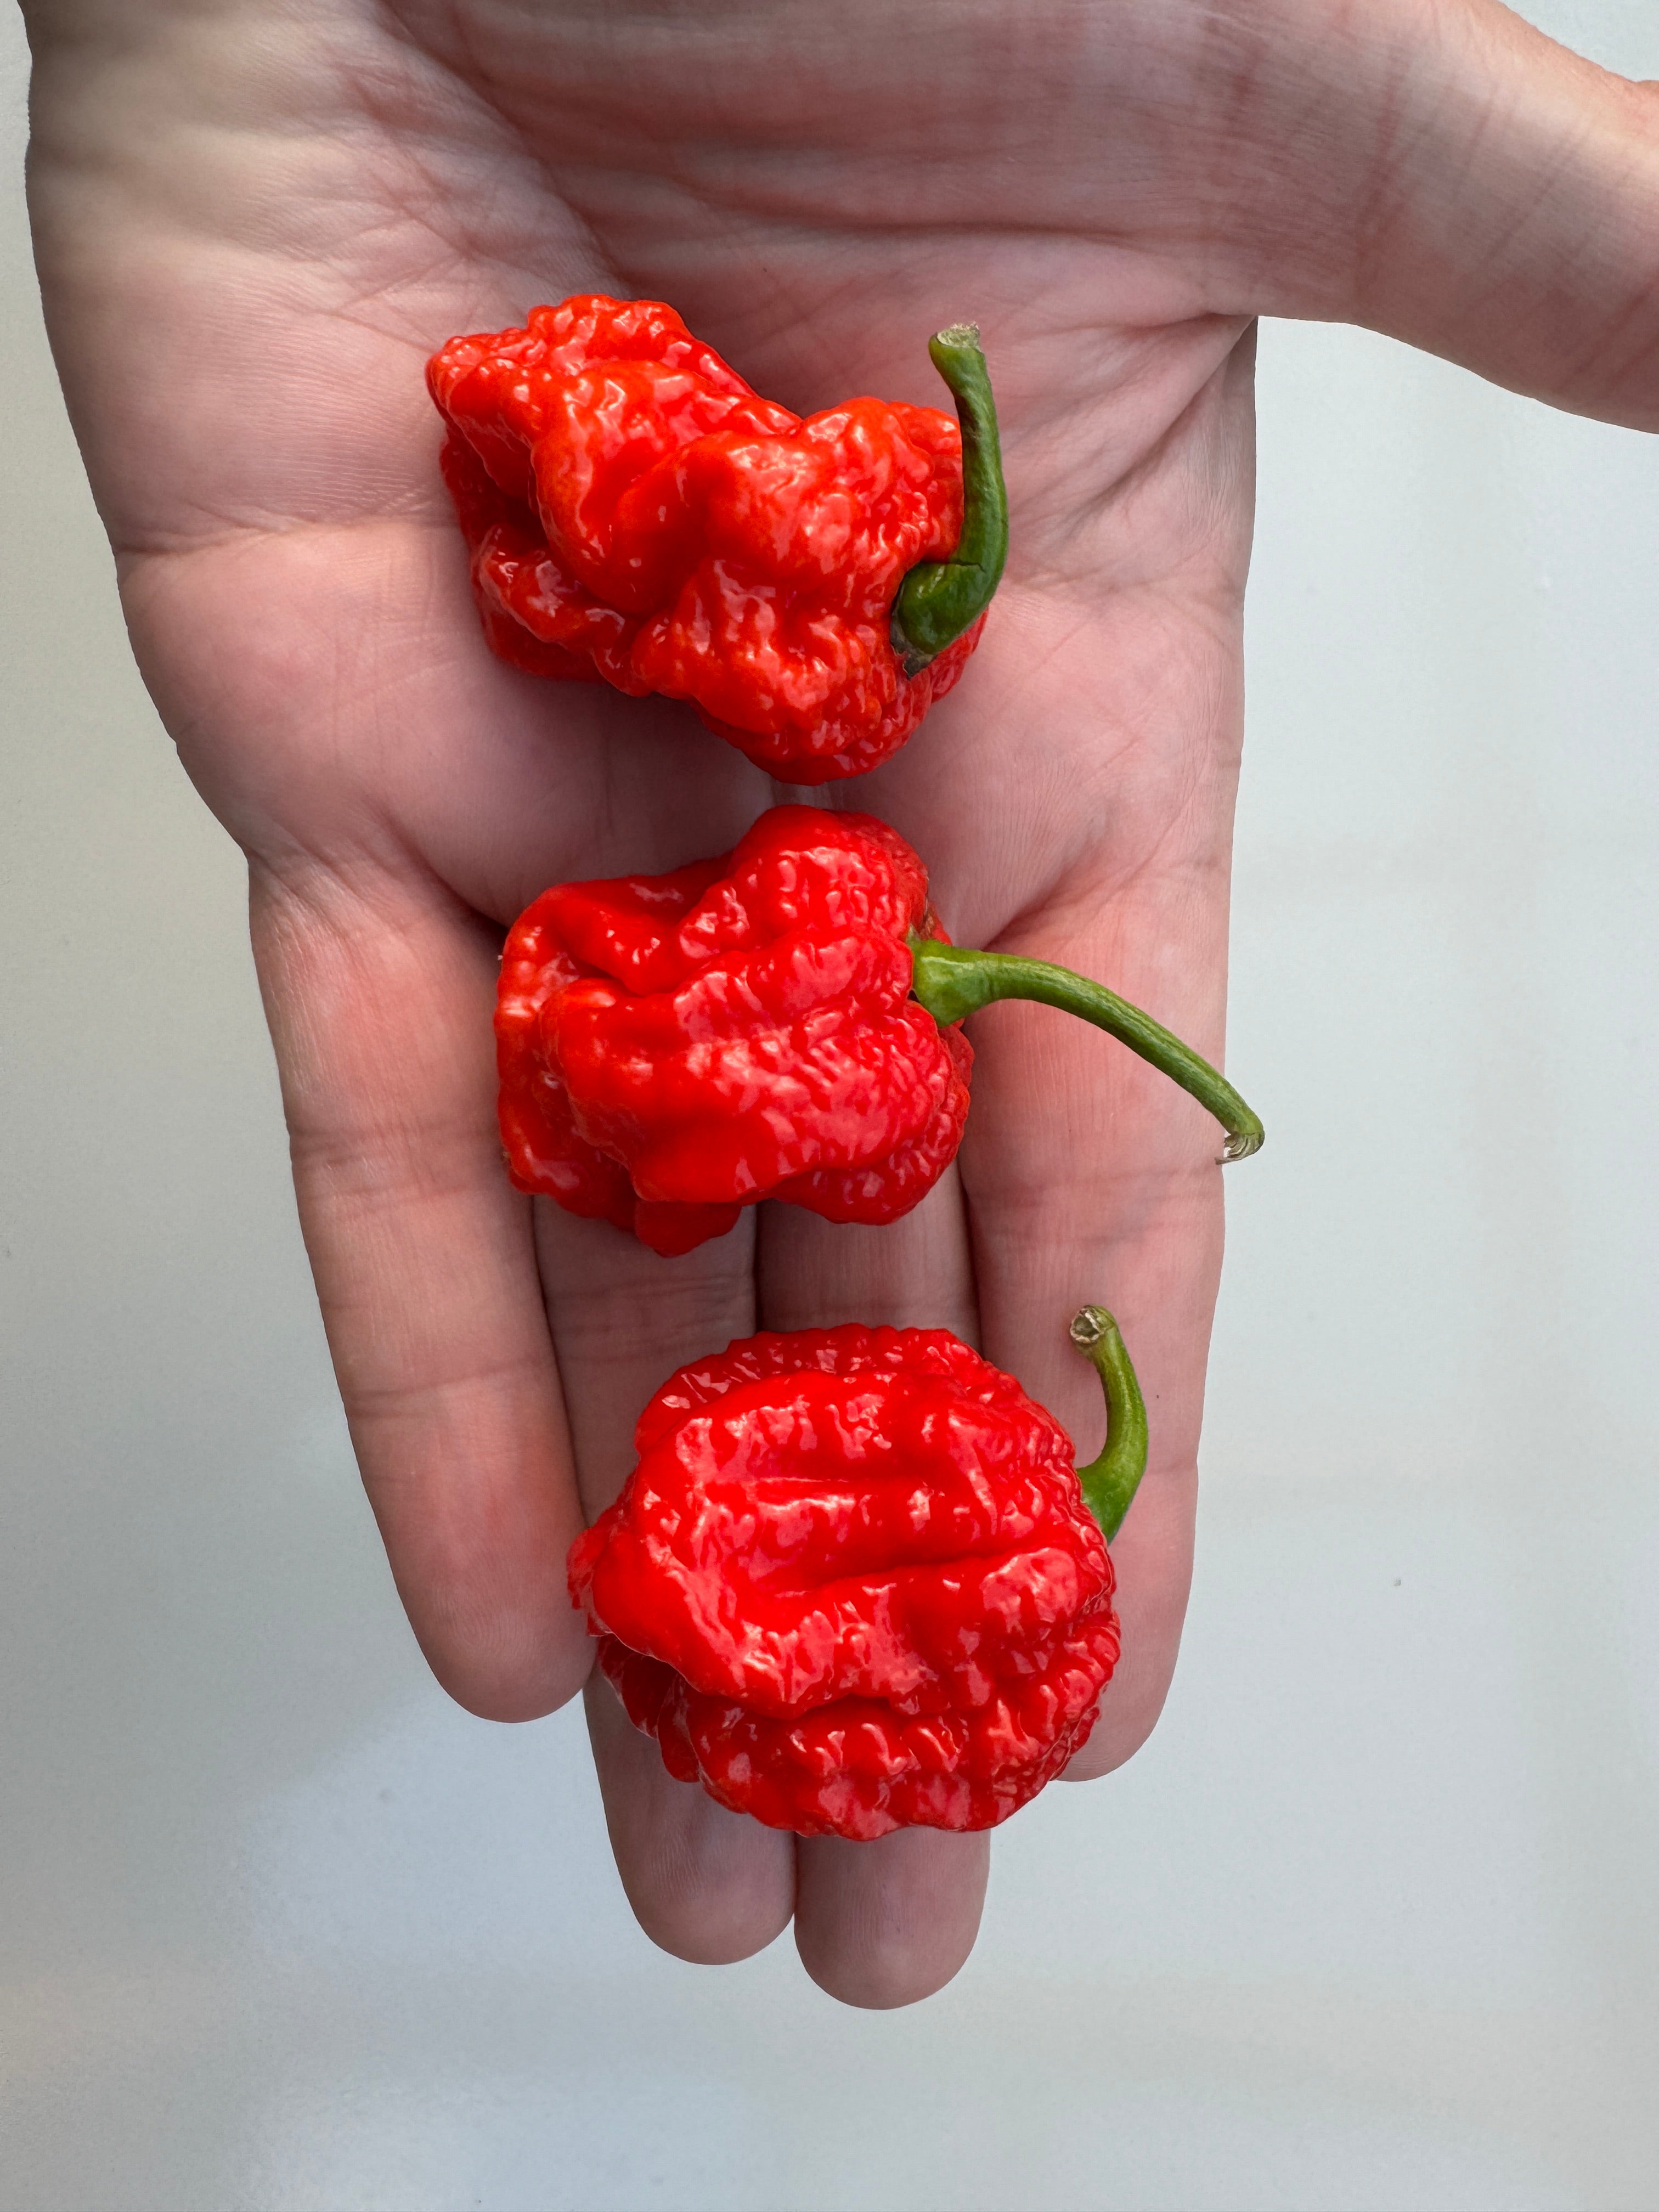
left=569, top=1306, right=1149, bottom=1839
left=496, top=805, right=1261, bottom=1255
left=428, top=296, right=1006, bottom=780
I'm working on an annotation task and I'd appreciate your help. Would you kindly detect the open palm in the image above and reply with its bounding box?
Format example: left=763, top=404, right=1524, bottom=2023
left=22, top=0, right=1658, bottom=2005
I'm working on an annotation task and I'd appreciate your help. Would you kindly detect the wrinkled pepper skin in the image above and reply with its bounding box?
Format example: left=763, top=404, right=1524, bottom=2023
left=496, top=806, right=972, bottom=1257
left=569, top=1325, right=1120, bottom=1839
left=428, top=295, right=984, bottom=780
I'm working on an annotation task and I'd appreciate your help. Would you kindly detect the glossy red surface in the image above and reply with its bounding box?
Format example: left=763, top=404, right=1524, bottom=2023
left=495, top=807, right=972, bottom=1255
left=570, top=1325, right=1120, bottom=1839
left=428, top=295, right=985, bottom=778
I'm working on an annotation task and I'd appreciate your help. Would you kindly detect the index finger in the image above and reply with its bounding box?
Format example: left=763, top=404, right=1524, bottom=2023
left=251, top=855, right=589, bottom=1720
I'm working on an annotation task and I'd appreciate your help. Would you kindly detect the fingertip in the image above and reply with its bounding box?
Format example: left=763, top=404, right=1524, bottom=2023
left=419, top=1623, right=595, bottom=1724
left=793, top=1828, right=989, bottom=2010
left=381, top=1519, right=597, bottom=1722
left=1059, top=1663, right=1177, bottom=1783
left=584, top=1680, right=795, bottom=1966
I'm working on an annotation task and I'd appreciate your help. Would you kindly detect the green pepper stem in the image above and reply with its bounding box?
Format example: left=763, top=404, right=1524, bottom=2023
left=907, top=936, right=1264, bottom=1163
left=1069, top=1306, right=1149, bottom=1542
left=890, top=324, right=1009, bottom=675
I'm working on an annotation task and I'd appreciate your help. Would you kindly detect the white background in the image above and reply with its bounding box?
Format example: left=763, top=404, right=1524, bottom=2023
left=4, top=4, right=1658, bottom=2205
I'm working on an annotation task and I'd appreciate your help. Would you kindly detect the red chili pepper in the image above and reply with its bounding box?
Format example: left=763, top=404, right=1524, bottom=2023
left=427, top=296, right=1007, bottom=780
left=496, top=806, right=1261, bottom=1258
left=569, top=1306, right=1148, bottom=1838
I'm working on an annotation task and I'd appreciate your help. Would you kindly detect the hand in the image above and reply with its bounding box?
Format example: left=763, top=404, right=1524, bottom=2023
left=21, top=0, right=1658, bottom=2006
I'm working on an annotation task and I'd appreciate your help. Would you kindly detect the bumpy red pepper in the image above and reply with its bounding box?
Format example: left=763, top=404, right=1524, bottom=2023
left=570, top=1305, right=1148, bottom=1838
left=427, top=296, right=1007, bottom=780
left=496, top=806, right=1261, bottom=1258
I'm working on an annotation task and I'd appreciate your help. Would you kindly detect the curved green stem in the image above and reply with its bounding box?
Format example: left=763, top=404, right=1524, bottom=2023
left=1069, top=1307, right=1149, bottom=1543
left=908, top=937, right=1264, bottom=1163
left=890, top=324, right=1009, bottom=675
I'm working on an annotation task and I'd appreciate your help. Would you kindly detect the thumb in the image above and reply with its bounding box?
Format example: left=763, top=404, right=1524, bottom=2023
left=1206, top=0, right=1659, bottom=429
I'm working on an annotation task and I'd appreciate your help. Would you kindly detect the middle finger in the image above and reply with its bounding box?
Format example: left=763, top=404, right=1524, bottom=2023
left=538, top=1204, right=799, bottom=1960
left=758, top=1168, right=991, bottom=2007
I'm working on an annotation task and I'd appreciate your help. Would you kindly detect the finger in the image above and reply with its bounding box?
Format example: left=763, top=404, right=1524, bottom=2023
left=967, top=1000, right=1223, bottom=1752
left=794, top=1830, right=990, bottom=2010
left=1063, top=1458, right=1197, bottom=1781
left=754, top=1165, right=977, bottom=1337
left=251, top=860, right=586, bottom=1720
left=758, top=1165, right=992, bottom=1986
left=537, top=1203, right=770, bottom=1959
left=951, top=518, right=1239, bottom=1776
left=1200, top=0, right=1659, bottom=426
left=533, top=1206, right=757, bottom=1519
left=583, top=1678, right=795, bottom=1966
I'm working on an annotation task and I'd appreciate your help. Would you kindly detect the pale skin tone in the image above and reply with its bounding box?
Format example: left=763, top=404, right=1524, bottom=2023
left=19, top=0, right=1658, bottom=2006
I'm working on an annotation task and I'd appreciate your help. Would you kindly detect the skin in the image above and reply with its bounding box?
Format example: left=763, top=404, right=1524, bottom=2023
left=18, top=0, right=1659, bottom=2008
